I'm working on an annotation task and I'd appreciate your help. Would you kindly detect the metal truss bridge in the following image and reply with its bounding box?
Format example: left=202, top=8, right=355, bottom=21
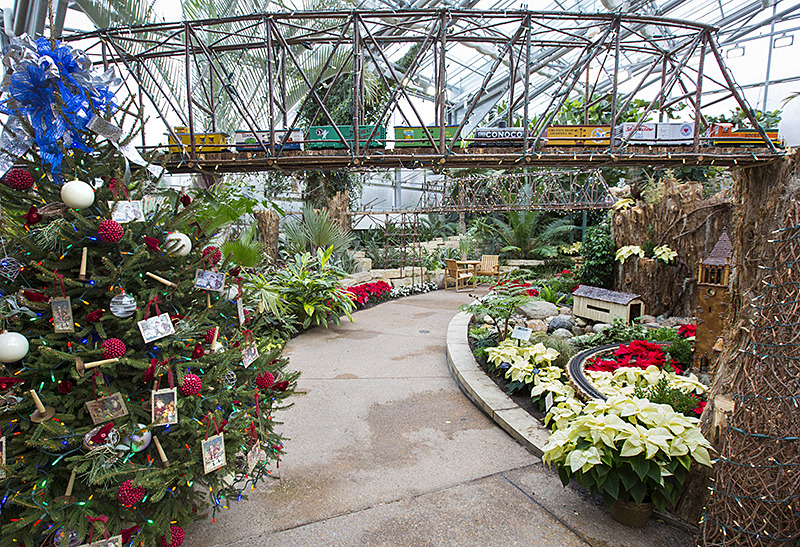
left=65, top=9, right=784, bottom=175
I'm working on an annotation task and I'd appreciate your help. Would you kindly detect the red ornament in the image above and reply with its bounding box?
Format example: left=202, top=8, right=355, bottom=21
left=144, top=236, right=161, bottom=251
left=203, top=328, right=217, bottom=344
left=4, top=169, right=34, bottom=191
left=255, top=372, right=274, bottom=390
left=202, top=246, right=222, bottom=265
left=22, top=290, right=49, bottom=303
left=274, top=380, right=289, bottom=392
left=22, top=206, right=41, bottom=226
left=86, top=309, right=104, bottom=323
left=90, top=423, right=114, bottom=444
left=56, top=379, right=73, bottom=394
left=117, top=480, right=145, bottom=505
left=98, top=220, right=124, bottom=243
left=169, top=314, right=184, bottom=323
left=160, top=525, right=184, bottom=547
left=228, top=267, right=241, bottom=277
left=179, top=194, right=191, bottom=207
left=0, top=377, right=23, bottom=391
left=179, top=373, right=202, bottom=396
left=101, top=338, right=126, bottom=359
left=192, top=343, right=204, bottom=359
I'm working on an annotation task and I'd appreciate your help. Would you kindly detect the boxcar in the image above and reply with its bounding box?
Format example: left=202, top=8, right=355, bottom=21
left=394, top=126, right=463, bottom=148
left=706, top=123, right=781, bottom=147
left=615, top=122, right=694, bottom=145
left=469, top=126, right=526, bottom=147
left=234, top=129, right=304, bottom=151
left=545, top=125, right=611, bottom=146
left=167, top=127, right=228, bottom=153
left=307, top=125, right=386, bottom=149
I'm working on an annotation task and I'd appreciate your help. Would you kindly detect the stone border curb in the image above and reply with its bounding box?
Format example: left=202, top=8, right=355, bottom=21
left=446, top=311, right=551, bottom=457
left=446, top=310, right=699, bottom=535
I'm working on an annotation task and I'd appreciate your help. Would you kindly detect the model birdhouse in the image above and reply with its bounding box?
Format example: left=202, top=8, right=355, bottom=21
left=695, top=229, right=733, bottom=372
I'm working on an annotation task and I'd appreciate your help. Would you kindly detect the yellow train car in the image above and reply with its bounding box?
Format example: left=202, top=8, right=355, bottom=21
left=545, top=125, right=611, bottom=146
left=167, top=127, right=229, bottom=154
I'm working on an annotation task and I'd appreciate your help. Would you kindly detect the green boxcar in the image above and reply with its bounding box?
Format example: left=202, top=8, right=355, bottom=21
left=307, top=125, right=386, bottom=149
left=394, top=126, right=463, bottom=148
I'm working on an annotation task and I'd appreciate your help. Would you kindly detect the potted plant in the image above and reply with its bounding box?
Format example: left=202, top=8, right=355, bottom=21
left=542, top=394, right=713, bottom=527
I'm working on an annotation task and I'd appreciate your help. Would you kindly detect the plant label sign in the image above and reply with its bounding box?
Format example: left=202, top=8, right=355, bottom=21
left=510, top=326, right=533, bottom=342
left=545, top=392, right=554, bottom=412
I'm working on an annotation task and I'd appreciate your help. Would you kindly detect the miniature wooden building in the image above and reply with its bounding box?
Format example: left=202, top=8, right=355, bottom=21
left=572, top=285, right=645, bottom=323
left=695, top=229, right=733, bottom=372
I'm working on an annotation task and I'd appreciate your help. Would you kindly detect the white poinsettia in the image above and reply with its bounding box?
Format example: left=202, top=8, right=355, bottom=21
left=653, top=245, right=678, bottom=263
left=615, top=245, right=645, bottom=264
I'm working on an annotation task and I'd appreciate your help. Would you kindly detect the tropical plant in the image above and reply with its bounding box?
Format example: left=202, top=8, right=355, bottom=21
left=468, top=326, right=499, bottom=362
left=253, top=247, right=354, bottom=330
left=460, top=282, right=535, bottom=342
left=283, top=204, right=353, bottom=256
left=419, top=214, right=458, bottom=241
left=543, top=395, right=713, bottom=511
left=538, top=284, right=565, bottom=305
left=483, top=211, right=577, bottom=259
left=578, top=223, right=615, bottom=288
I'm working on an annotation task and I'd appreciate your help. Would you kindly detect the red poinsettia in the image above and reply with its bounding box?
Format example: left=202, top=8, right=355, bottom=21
left=144, top=236, right=160, bottom=251
left=345, top=281, right=393, bottom=306
left=678, top=324, right=696, bottom=339
left=22, top=206, right=41, bottom=226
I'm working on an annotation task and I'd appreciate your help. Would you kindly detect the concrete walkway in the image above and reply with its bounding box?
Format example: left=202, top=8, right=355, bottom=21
left=187, top=289, right=693, bottom=546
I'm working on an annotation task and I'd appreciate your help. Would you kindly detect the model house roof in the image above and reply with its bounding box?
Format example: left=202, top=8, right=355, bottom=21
left=572, top=285, right=642, bottom=305
left=703, top=229, right=733, bottom=266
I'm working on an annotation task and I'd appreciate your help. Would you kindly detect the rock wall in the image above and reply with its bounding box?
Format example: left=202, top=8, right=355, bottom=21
left=612, top=175, right=732, bottom=317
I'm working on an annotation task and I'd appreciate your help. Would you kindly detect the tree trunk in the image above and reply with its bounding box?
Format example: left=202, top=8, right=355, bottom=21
left=254, top=210, right=280, bottom=263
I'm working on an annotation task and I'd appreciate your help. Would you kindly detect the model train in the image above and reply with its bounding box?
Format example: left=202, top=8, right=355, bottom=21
left=166, top=121, right=781, bottom=154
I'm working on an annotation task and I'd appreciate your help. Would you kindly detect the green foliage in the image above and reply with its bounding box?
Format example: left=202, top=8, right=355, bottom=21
left=221, top=223, right=265, bottom=268
left=419, top=214, right=457, bottom=241
left=529, top=333, right=575, bottom=369
left=468, top=326, right=499, bottom=363
left=460, top=284, right=534, bottom=342
left=505, top=258, right=576, bottom=281
left=302, top=169, right=360, bottom=210
left=538, top=285, right=565, bottom=305
left=634, top=377, right=700, bottom=416
left=664, top=339, right=694, bottom=371
left=283, top=204, right=353, bottom=257
left=421, top=247, right=461, bottom=270
left=578, top=223, right=615, bottom=288
left=645, top=327, right=680, bottom=342
left=481, top=211, right=577, bottom=260
left=257, top=248, right=355, bottom=330
left=572, top=318, right=649, bottom=349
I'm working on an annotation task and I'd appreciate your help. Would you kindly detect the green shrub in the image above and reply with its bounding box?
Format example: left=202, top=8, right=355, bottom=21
left=578, top=223, right=615, bottom=288
left=646, top=327, right=681, bottom=342
left=507, top=258, right=575, bottom=280
left=469, top=326, right=499, bottom=364
left=460, top=283, right=535, bottom=342
left=571, top=317, right=649, bottom=349
left=634, top=377, right=701, bottom=416
left=664, top=339, right=694, bottom=371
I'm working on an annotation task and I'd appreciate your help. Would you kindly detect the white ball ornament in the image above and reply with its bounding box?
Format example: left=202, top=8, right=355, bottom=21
left=164, top=232, right=192, bottom=257
left=60, top=179, right=95, bottom=209
left=127, top=424, right=152, bottom=452
left=0, top=331, right=29, bottom=363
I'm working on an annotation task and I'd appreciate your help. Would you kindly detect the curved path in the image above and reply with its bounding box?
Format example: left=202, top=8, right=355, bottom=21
left=187, top=289, right=692, bottom=546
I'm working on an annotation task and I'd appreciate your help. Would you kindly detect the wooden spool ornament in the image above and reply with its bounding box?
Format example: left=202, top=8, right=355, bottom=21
left=54, top=469, right=77, bottom=504
left=29, top=389, right=55, bottom=423
left=75, top=357, right=119, bottom=377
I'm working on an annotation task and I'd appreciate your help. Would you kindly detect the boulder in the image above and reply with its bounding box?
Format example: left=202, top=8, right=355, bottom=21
left=551, top=328, right=574, bottom=339
left=548, top=315, right=574, bottom=333
left=638, top=314, right=658, bottom=324
left=526, top=319, right=547, bottom=332
left=340, top=272, right=374, bottom=287
left=584, top=325, right=595, bottom=334
left=518, top=301, right=558, bottom=320
left=592, top=323, right=611, bottom=334
left=574, top=316, right=588, bottom=328
left=558, top=306, right=573, bottom=315
left=571, top=326, right=585, bottom=336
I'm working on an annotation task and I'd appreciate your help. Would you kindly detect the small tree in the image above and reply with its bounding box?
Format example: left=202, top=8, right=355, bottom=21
left=578, top=222, right=615, bottom=288
left=460, top=282, right=535, bottom=342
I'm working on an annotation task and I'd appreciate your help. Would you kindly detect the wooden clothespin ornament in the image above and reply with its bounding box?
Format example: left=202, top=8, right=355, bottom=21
left=55, top=469, right=77, bottom=504
left=78, top=247, right=88, bottom=281
left=29, top=389, right=55, bottom=423
left=145, top=272, right=178, bottom=289
left=75, top=357, right=119, bottom=377
left=210, top=327, right=221, bottom=353
left=152, top=435, right=170, bottom=468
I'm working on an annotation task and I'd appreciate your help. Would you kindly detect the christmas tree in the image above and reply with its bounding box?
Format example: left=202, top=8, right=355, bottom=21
left=0, top=36, right=296, bottom=547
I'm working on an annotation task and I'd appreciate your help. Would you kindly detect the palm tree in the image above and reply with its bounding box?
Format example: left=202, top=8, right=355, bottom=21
left=487, top=210, right=577, bottom=259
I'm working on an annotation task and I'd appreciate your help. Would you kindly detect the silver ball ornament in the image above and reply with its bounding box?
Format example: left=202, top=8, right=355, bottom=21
left=110, top=293, right=137, bottom=318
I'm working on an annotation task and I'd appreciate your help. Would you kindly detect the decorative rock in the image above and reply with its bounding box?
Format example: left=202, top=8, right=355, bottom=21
left=662, top=316, right=692, bottom=328
left=517, top=301, right=558, bottom=320
left=548, top=315, right=574, bottom=333
left=592, top=323, right=611, bottom=334
left=638, top=314, right=658, bottom=324
left=551, top=328, right=574, bottom=339
left=571, top=326, right=585, bottom=336
left=584, top=325, right=594, bottom=334
left=574, top=316, right=588, bottom=328
left=645, top=322, right=661, bottom=330
left=558, top=306, right=572, bottom=315
left=526, top=319, right=547, bottom=332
